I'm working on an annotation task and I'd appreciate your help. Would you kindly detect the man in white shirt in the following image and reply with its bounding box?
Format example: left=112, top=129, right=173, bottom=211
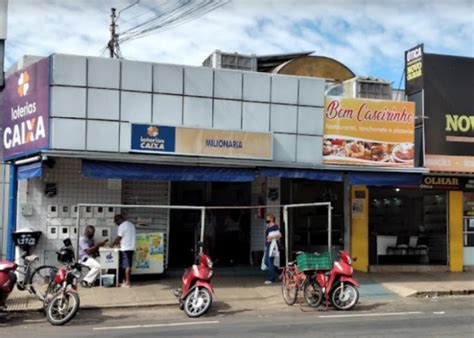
left=112, top=214, right=136, bottom=288
left=79, top=226, right=107, bottom=288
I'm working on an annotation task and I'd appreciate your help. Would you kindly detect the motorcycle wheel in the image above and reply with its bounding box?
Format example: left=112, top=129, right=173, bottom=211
left=184, top=287, right=212, bottom=318
left=331, top=283, right=359, bottom=311
left=303, top=280, right=323, bottom=308
left=281, top=270, right=298, bottom=306
left=46, top=291, right=80, bottom=325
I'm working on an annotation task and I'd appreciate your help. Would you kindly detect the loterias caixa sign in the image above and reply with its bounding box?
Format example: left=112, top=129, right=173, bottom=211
left=1, top=58, right=49, bottom=160
left=130, top=124, right=272, bottom=160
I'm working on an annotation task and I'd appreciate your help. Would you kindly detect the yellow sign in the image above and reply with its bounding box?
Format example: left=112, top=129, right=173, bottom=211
left=323, top=97, right=415, bottom=167
left=176, top=127, right=272, bottom=160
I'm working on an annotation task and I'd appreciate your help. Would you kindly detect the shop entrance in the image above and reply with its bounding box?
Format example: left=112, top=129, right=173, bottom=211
left=282, top=179, right=344, bottom=256
left=369, top=188, right=448, bottom=265
left=168, top=182, right=251, bottom=267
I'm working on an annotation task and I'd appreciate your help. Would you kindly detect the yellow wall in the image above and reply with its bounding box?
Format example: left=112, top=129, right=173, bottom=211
left=351, top=185, right=369, bottom=272
left=449, top=191, right=464, bottom=272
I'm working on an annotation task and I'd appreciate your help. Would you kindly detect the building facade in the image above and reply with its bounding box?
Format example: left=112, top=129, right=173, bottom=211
left=2, top=50, right=470, bottom=273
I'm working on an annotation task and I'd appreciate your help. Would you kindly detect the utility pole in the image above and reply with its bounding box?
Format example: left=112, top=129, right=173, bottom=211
left=108, top=7, right=118, bottom=58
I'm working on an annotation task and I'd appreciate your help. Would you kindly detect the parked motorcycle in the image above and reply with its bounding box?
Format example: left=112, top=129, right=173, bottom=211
left=304, top=250, right=359, bottom=310
left=44, top=239, right=82, bottom=325
left=174, top=243, right=214, bottom=317
left=0, top=259, right=18, bottom=311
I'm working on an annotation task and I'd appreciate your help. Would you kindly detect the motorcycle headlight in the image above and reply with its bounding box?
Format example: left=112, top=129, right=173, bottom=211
left=207, top=260, right=213, bottom=269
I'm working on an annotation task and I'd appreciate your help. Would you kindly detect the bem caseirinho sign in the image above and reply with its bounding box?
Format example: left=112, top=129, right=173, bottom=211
left=130, top=124, right=272, bottom=160
left=1, top=58, right=50, bottom=160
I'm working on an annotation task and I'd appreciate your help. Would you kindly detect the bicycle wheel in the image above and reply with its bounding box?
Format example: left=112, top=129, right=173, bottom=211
left=281, top=268, right=298, bottom=306
left=29, top=265, right=58, bottom=301
left=303, top=279, right=323, bottom=308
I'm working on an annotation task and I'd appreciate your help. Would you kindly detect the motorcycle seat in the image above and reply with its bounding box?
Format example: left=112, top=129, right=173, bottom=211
left=24, top=255, right=39, bottom=264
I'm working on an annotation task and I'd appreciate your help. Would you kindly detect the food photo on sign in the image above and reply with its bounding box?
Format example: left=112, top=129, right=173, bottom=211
left=322, top=97, right=415, bottom=167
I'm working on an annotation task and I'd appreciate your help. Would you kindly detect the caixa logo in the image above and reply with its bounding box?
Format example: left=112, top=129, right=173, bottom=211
left=3, top=69, right=47, bottom=151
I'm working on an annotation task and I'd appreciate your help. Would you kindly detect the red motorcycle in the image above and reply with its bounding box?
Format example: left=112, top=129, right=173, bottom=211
left=44, top=239, right=82, bottom=325
left=174, top=244, right=214, bottom=317
left=0, top=260, right=17, bottom=311
left=304, top=250, right=359, bottom=310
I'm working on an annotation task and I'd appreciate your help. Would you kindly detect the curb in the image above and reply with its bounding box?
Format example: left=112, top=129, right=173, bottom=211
left=414, top=290, right=474, bottom=298
left=4, top=301, right=178, bottom=314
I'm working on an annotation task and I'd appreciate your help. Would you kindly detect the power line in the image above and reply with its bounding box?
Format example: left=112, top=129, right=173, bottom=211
left=106, top=0, right=228, bottom=57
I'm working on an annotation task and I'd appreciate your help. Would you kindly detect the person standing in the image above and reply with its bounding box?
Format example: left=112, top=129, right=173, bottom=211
left=112, top=214, right=136, bottom=288
left=264, top=213, right=281, bottom=285
left=79, top=225, right=107, bottom=288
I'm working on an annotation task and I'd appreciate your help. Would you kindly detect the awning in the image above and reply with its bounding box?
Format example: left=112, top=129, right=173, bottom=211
left=348, top=172, right=421, bottom=186
left=17, top=162, right=42, bottom=180
left=259, top=167, right=343, bottom=182
left=82, top=160, right=256, bottom=182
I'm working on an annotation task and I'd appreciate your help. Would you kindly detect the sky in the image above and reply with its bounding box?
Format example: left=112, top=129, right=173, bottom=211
left=4, top=0, right=474, bottom=87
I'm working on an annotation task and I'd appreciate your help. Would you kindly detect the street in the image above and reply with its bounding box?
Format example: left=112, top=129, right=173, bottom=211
left=1, top=296, right=473, bottom=337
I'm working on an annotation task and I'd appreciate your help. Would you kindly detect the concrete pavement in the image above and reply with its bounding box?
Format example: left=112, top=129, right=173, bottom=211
left=4, top=270, right=474, bottom=312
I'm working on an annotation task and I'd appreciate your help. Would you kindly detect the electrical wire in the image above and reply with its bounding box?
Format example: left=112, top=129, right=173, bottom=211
left=117, top=0, right=228, bottom=45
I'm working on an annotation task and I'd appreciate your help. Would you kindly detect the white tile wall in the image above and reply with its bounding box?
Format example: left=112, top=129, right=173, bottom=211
left=270, top=104, right=297, bottom=133
left=213, top=99, right=241, bottom=130
left=183, top=97, right=213, bottom=127
left=87, top=89, right=120, bottom=120
left=121, top=91, right=152, bottom=123
left=296, top=135, right=323, bottom=163
left=16, top=158, right=171, bottom=264
left=243, top=72, right=270, bottom=102
left=50, top=87, right=86, bottom=118
left=121, top=60, right=152, bottom=92
left=86, top=121, right=119, bottom=152
left=51, top=118, right=86, bottom=150
left=51, top=54, right=86, bottom=86
left=16, top=159, right=123, bottom=264
left=153, top=94, right=183, bottom=125
left=242, top=102, right=270, bottom=132
left=120, top=122, right=131, bottom=152
left=297, top=106, right=324, bottom=135
left=271, top=75, right=298, bottom=104
left=299, top=77, right=325, bottom=106
left=88, top=57, right=120, bottom=89
left=184, top=66, right=213, bottom=97
left=153, top=64, right=183, bottom=94
left=214, top=69, right=242, bottom=100
left=273, top=133, right=297, bottom=162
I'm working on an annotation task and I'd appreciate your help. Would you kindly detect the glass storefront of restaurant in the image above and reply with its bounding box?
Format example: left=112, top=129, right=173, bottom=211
left=369, top=188, right=448, bottom=265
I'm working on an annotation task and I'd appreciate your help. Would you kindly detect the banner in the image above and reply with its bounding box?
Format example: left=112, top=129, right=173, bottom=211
left=131, top=124, right=272, bottom=160
left=405, top=44, right=424, bottom=95
left=422, top=53, right=474, bottom=173
left=1, top=58, right=50, bottom=160
left=323, top=97, right=415, bottom=167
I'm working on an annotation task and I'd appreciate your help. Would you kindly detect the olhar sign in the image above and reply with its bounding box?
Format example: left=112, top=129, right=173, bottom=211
left=323, top=97, right=415, bottom=167
left=1, top=58, right=49, bottom=160
left=131, top=124, right=272, bottom=160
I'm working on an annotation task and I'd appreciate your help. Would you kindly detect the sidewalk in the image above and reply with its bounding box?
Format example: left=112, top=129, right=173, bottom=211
left=5, top=271, right=474, bottom=312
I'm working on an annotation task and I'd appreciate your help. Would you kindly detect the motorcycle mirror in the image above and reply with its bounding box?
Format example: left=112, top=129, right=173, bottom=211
left=352, top=256, right=358, bottom=262
left=63, top=238, right=72, bottom=247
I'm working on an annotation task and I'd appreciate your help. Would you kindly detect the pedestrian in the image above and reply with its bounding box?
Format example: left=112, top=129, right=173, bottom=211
left=264, top=213, right=281, bottom=285
left=112, top=214, right=136, bottom=288
left=79, top=225, right=107, bottom=288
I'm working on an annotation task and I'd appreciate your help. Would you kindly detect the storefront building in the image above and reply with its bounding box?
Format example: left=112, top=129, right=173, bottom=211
left=405, top=45, right=474, bottom=271
left=1, top=52, right=431, bottom=273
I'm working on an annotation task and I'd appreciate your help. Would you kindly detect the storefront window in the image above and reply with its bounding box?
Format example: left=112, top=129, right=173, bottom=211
left=464, top=193, right=474, bottom=247
left=369, top=188, right=448, bottom=265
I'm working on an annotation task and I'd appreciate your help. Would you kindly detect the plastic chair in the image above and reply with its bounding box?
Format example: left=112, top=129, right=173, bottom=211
left=387, top=235, right=410, bottom=255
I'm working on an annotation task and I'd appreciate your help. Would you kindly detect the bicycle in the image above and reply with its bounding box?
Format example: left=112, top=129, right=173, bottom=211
left=281, top=260, right=315, bottom=305
left=15, top=253, right=58, bottom=303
